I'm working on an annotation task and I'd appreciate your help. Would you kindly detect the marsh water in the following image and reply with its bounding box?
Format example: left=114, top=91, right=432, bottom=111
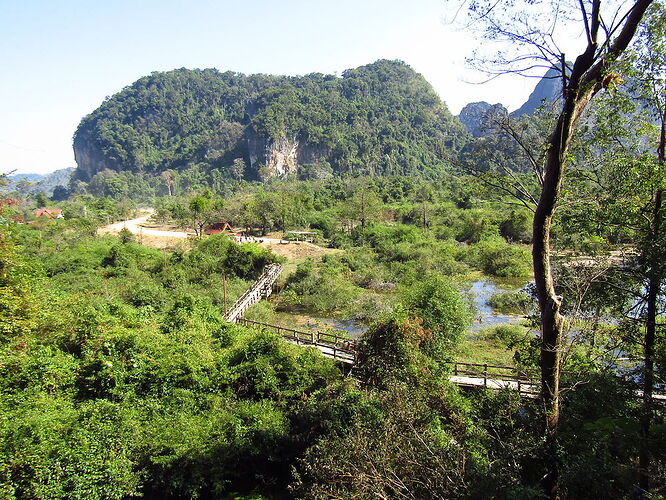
left=468, top=280, right=528, bottom=331
left=313, top=278, right=531, bottom=339
left=274, top=278, right=531, bottom=340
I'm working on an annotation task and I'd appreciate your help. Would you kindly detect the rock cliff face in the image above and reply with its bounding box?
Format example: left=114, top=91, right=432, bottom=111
left=246, top=133, right=330, bottom=178
left=73, top=133, right=116, bottom=182
left=245, top=127, right=265, bottom=172
left=458, top=102, right=507, bottom=137
left=511, top=67, right=562, bottom=117
left=264, top=137, right=299, bottom=177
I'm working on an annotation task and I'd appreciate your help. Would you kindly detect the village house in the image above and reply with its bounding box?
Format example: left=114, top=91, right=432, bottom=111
left=34, top=209, right=64, bottom=219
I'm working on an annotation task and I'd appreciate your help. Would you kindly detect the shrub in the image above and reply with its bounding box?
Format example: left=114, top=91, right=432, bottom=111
left=123, top=282, right=167, bottom=309
left=500, top=209, right=532, bottom=243
left=402, top=275, right=472, bottom=359
left=487, top=290, right=534, bottom=315
left=118, top=227, right=135, bottom=244
left=486, top=324, right=528, bottom=347
left=356, top=311, right=430, bottom=387
left=467, top=239, right=532, bottom=277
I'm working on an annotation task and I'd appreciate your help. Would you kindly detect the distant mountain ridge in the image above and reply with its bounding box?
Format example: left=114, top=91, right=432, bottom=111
left=456, top=68, right=562, bottom=136
left=73, top=60, right=469, bottom=182
left=458, top=102, right=508, bottom=137
left=7, top=168, right=74, bottom=196
left=510, top=67, right=562, bottom=117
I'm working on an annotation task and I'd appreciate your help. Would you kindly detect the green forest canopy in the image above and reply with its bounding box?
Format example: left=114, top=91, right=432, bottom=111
left=73, top=60, right=468, bottom=182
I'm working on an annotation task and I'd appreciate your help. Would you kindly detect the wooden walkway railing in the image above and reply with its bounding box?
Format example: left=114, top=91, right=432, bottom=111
left=224, top=264, right=282, bottom=323
left=446, top=361, right=666, bottom=402
left=226, top=266, right=664, bottom=401
left=238, top=318, right=357, bottom=365
left=447, top=361, right=540, bottom=397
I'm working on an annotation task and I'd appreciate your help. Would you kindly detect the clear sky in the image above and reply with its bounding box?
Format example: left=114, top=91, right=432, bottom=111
left=0, top=0, right=540, bottom=175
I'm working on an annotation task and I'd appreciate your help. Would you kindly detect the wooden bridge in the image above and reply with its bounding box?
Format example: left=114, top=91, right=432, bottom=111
left=446, top=361, right=666, bottom=402
left=236, top=318, right=666, bottom=401
left=447, top=361, right=540, bottom=397
left=238, top=318, right=357, bottom=365
left=224, top=264, right=283, bottom=323
left=228, top=265, right=665, bottom=402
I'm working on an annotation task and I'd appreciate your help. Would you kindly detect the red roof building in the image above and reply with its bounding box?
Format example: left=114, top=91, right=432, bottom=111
left=34, top=209, right=63, bottom=219
left=205, top=222, right=235, bottom=235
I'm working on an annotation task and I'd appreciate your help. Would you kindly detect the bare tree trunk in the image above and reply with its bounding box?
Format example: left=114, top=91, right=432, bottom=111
left=531, top=4, right=653, bottom=498
left=639, top=102, right=665, bottom=491
left=639, top=231, right=660, bottom=491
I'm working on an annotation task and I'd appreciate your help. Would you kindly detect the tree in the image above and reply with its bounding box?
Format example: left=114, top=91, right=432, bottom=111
left=412, top=183, right=434, bottom=229
left=160, top=170, right=175, bottom=196
left=627, top=8, right=666, bottom=490
left=249, top=190, right=276, bottom=235
left=453, top=1, right=655, bottom=497
left=230, top=158, right=246, bottom=180
left=34, top=192, right=48, bottom=208
left=455, top=106, right=547, bottom=212
left=402, top=274, right=472, bottom=359
left=343, top=181, right=382, bottom=232
left=188, top=194, right=216, bottom=237
left=51, top=185, right=69, bottom=201
left=561, top=6, right=666, bottom=487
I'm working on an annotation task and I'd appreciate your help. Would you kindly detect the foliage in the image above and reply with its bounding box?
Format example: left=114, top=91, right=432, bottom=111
left=0, top=224, right=356, bottom=498
left=488, top=290, right=534, bottom=315
left=73, top=61, right=468, bottom=184
left=466, top=238, right=532, bottom=277
left=401, top=274, right=472, bottom=360
left=294, top=383, right=482, bottom=499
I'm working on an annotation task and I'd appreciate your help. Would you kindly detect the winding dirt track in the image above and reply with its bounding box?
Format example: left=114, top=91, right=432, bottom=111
left=98, top=210, right=337, bottom=258
left=98, top=209, right=192, bottom=239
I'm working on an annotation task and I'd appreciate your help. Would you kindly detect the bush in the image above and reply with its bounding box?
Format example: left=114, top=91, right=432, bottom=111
left=281, top=260, right=362, bottom=314
left=357, top=311, right=433, bottom=386
left=123, top=281, right=167, bottom=309
left=486, top=324, right=528, bottom=347
left=402, top=274, right=472, bottom=359
left=500, top=209, right=532, bottom=243
left=467, top=239, right=532, bottom=277
left=118, top=227, right=135, bottom=244
left=487, top=290, right=534, bottom=315
left=186, top=235, right=281, bottom=280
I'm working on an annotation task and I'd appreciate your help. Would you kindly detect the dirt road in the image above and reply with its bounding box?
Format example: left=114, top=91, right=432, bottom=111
left=98, top=210, right=337, bottom=258
left=97, top=210, right=195, bottom=248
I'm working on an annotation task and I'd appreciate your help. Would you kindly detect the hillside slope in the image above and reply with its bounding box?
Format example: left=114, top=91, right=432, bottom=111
left=73, top=60, right=469, bottom=182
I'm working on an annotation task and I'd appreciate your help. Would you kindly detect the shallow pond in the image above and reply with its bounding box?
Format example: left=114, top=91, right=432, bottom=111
left=271, top=279, right=531, bottom=339
left=268, top=310, right=368, bottom=339
left=312, top=317, right=368, bottom=339
left=468, top=279, right=529, bottom=331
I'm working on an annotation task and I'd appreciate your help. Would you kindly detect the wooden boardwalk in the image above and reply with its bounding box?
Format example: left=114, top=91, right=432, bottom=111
left=228, top=266, right=665, bottom=402
left=238, top=318, right=357, bottom=365
left=224, top=264, right=282, bottom=322
left=446, top=361, right=666, bottom=402
left=447, top=361, right=540, bottom=397
left=225, top=265, right=356, bottom=364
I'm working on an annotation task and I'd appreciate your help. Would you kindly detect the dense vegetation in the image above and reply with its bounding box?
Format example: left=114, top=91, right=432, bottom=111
left=2, top=209, right=662, bottom=499
left=73, top=60, right=468, bottom=184
left=3, top=146, right=664, bottom=497
left=2, top=3, right=666, bottom=497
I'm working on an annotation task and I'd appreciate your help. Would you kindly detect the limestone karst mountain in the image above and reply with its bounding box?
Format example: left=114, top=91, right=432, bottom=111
left=72, top=60, right=469, bottom=182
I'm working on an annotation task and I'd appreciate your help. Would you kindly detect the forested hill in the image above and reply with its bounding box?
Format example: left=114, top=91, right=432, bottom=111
left=73, top=60, right=469, bottom=182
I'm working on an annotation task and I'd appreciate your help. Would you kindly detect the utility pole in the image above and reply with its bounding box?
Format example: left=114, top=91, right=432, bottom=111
left=223, top=273, right=228, bottom=315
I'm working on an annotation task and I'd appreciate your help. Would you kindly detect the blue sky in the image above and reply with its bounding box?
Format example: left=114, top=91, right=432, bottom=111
left=1, top=0, right=540, bottom=175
